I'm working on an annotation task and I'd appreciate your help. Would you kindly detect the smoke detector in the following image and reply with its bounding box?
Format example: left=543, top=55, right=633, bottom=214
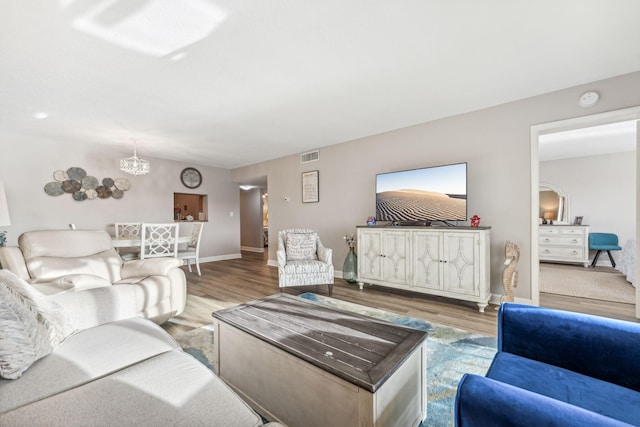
left=578, top=91, right=599, bottom=108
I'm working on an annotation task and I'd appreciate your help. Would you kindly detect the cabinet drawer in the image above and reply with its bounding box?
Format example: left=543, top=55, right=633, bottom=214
left=540, top=246, right=584, bottom=260
left=539, top=227, right=561, bottom=236
left=539, top=226, right=586, bottom=238
left=559, top=228, right=586, bottom=236
left=539, top=236, right=584, bottom=246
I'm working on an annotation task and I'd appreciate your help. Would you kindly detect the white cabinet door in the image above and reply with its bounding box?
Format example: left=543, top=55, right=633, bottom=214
left=443, top=232, right=480, bottom=296
left=382, top=230, right=410, bottom=285
left=358, top=228, right=384, bottom=281
left=358, top=228, right=410, bottom=285
left=412, top=231, right=443, bottom=290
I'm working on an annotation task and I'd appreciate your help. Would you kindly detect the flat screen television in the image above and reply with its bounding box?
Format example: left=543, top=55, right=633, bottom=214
left=376, top=162, right=467, bottom=223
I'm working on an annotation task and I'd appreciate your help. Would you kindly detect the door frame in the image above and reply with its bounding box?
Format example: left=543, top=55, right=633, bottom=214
left=530, top=106, right=640, bottom=317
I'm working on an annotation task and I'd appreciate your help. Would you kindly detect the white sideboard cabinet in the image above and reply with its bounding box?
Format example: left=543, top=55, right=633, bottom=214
left=539, top=225, right=589, bottom=267
left=357, top=226, right=491, bottom=312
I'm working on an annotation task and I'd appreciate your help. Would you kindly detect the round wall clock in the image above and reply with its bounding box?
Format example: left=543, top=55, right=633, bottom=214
left=180, top=167, right=202, bottom=189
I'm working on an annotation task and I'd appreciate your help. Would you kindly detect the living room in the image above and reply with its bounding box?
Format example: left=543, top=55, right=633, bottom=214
left=3, top=72, right=638, bottom=309
left=2, top=2, right=640, bottom=426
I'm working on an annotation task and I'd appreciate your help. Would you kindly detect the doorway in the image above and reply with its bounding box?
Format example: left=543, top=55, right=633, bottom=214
left=238, top=176, right=268, bottom=255
left=530, top=107, right=640, bottom=318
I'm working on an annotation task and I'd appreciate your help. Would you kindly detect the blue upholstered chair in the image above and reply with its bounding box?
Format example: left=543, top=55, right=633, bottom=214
left=455, top=303, right=640, bottom=427
left=589, top=232, right=622, bottom=268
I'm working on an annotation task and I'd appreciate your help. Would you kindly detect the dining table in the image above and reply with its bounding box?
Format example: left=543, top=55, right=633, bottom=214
left=111, top=235, right=192, bottom=248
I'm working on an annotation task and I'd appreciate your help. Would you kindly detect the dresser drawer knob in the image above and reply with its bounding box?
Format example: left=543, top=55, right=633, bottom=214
left=544, top=249, right=550, bottom=253
left=572, top=239, right=578, bottom=243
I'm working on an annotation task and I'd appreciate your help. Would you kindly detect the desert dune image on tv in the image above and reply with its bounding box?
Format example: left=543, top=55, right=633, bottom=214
left=376, top=163, right=467, bottom=222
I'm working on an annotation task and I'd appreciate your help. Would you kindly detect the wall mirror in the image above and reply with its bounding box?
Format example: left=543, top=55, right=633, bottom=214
left=539, top=183, right=569, bottom=224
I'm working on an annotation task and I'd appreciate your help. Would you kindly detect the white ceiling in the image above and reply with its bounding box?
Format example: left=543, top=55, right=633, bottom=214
left=2, top=0, right=640, bottom=169
left=539, top=120, right=637, bottom=162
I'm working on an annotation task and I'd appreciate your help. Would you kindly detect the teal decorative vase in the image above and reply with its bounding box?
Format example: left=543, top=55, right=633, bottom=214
left=343, top=247, right=358, bottom=284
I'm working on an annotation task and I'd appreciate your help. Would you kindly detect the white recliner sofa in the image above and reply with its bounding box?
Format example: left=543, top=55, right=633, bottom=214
left=0, top=267, right=279, bottom=427
left=0, top=229, right=187, bottom=327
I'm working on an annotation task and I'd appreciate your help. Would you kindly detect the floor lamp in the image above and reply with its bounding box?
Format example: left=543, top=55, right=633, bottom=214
left=0, top=180, right=11, bottom=247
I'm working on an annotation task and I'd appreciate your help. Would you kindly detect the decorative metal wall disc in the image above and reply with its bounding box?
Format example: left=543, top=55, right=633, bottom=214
left=66, top=167, right=87, bottom=181
left=61, top=180, right=81, bottom=193
left=72, top=191, right=88, bottom=201
left=82, top=176, right=99, bottom=190
left=44, top=181, right=64, bottom=196
left=95, top=185, right=112, bottom=199
left=112, top=189, right=124, bottom=199
left=53, top=170, right=68, bottom=181
left=85, top=189, right=98, bottom=199
left=114, top=178, right=130, bottom=190
left=102, top=177, right=114, bottom=187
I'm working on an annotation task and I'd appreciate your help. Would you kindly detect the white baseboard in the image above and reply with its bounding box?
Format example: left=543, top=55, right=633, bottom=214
left=198, top=253, right=242, bottom=263
left=267, top=259, right=278, bottom=268
left=514, top=296, right=533, bottom=305
left=490, top=293, right=533, bottom=306
left=240, top=246, right=265, bottom=253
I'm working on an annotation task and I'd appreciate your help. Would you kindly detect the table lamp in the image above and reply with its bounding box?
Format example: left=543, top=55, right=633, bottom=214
left=0, top=180, right=11, bottom=247
left=543, top=211, right=555, bottom=225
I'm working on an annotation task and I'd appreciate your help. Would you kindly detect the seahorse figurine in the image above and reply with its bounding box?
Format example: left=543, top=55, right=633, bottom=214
left=499, top=241, right=520, bottom=307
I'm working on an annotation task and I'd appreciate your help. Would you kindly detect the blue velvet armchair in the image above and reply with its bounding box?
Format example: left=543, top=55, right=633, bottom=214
left=455, top=303, right=640, bottom=427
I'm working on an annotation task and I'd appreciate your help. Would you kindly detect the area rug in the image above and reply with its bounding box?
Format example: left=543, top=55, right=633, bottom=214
left=174, top=293, right=497, bottom=427
left=540, top=264, right=635, bottom=304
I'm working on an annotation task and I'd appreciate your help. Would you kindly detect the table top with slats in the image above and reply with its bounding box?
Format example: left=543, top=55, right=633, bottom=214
left=213, top=294, right=428, bottom=392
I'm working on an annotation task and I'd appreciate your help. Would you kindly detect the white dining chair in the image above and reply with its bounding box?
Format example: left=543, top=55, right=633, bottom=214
left=115, top=222, right=142, bottom=260
left=140, top=223, right=179, bottom=259
left=178, top=222, right=204, bottom=276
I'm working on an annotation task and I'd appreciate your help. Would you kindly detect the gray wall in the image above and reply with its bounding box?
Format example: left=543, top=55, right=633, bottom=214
left=232, top=71, right=640, bottom=303
left=0, top=135, right=241, bottom=261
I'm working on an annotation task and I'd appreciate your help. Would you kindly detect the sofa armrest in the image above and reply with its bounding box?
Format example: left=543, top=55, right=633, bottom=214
left=317, top=243, right=332, bottom=265
left=498, top=303, right=640, bottom=391
left=0, top=246, right=30, bottom=280
left=51, top=286, right=138, bottom=331
left=121, top=258, right=183, bottom=279
left=455, top=374, right=632, bottom=427
left=276, top=248, right=286, bottom=268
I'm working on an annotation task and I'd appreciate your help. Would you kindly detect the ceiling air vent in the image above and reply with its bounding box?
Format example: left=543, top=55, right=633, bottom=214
left=300, top=150, right=319, bottom=164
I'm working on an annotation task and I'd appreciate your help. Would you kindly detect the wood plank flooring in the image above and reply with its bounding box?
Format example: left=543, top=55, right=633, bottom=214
left=162, top=251, right=639, bottom=339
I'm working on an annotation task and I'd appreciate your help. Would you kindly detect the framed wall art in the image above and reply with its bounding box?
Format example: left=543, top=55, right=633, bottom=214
left=302, top=170, right=319, bottom=203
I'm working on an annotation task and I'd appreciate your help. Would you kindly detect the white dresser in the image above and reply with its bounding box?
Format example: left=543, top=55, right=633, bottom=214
left=539, top=225, right=589, bottom=267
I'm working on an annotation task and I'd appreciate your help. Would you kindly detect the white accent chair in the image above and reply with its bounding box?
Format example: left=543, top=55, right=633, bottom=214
left=277, top=229, right=334, bottom=296
left=178, top=222, right=204, bottom=276
left=141, top=223, right=179, bottom=259
left=114, top=222, right=141, bottom=261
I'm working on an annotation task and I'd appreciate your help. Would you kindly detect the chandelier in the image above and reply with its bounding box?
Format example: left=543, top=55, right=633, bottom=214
left=120, top=142, right=150, bottom=175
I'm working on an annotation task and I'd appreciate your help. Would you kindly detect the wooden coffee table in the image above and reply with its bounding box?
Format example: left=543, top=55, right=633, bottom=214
left=212, top=294, right=428, bottom=427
